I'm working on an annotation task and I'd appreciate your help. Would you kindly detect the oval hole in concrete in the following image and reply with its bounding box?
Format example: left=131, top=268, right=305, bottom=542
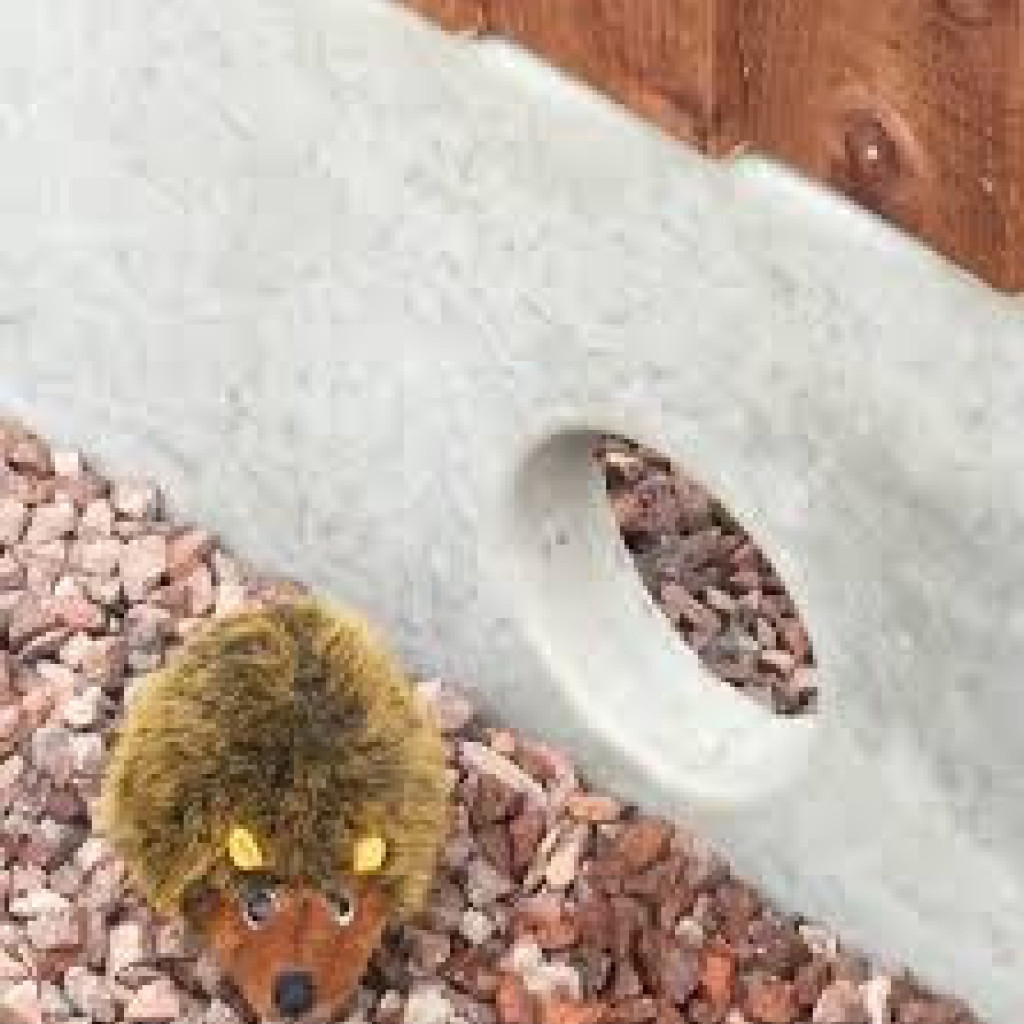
left=594, top=434, right=817, bottom=717
left=500, top=427, right=820, bottom=806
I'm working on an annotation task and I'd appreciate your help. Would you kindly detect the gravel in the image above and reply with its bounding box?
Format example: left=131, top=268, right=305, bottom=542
left=0, top=417, right=980, bottom=1024
left=594, top=436, right=818, bottom=716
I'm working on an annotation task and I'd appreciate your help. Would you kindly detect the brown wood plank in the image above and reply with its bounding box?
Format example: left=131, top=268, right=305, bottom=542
left=402, top=0, right=1023, bottom=291
left=402, top=0, right=485, bottom=32
left=737, top=0, right=1022, bottom=289
left=484, top=1, right=720, bottom=148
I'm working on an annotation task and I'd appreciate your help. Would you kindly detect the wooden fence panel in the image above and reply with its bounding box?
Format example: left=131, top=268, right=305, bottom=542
left=401, top=0, right=1022, bottom=291
left=737, top=0, right=1022, bottom=290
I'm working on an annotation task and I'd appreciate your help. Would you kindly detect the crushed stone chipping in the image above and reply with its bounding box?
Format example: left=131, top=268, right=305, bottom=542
left=594, top=436, right=816, bottom=717
left=0, top=417, right=980, bottom=1024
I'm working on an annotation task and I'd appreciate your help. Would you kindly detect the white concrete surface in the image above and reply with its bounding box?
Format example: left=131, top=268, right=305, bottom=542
left=1, top=0, right=1022, bottom=1018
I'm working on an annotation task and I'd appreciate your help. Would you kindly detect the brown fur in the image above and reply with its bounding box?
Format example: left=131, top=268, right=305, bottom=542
left=194, top=878, right=389, bottom=1022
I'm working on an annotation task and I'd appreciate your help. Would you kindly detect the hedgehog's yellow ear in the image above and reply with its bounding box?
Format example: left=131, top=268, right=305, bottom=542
left=227, top=826, right=264, bottom=871
left=352, top=835, right=387, bottom=875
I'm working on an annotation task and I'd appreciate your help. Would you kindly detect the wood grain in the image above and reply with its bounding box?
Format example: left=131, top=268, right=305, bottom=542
left=402, top=0, right=484, bottom=32
left=401, top=0, right=1023, bottom=291
left=737, top=0, right=1022, bottom=289
left=485, top=1, right=720, bottom=148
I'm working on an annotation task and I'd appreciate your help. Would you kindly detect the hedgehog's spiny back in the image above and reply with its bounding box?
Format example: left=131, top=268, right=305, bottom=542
left=97, top=598, right=450, bottom=919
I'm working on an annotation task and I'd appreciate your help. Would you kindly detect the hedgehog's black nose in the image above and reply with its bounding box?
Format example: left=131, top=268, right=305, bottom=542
left=273, top=970, right=315, bottom=1018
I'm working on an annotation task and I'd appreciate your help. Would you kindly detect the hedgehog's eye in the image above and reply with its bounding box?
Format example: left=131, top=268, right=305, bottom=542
left=239, top=884, right=278, bottom=929
left=328, top=887, right=357, bottom=927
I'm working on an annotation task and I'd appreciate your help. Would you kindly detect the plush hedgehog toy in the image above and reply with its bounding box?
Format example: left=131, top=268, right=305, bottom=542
left=96, top=598, right=450, bottom=1023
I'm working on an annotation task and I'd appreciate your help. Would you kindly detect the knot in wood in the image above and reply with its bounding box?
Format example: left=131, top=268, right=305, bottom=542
left=840, top=110, right=904, bottom=188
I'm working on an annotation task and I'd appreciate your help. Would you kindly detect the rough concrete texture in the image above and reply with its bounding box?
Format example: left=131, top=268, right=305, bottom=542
left=0, top=0, right=1022, bottom=1018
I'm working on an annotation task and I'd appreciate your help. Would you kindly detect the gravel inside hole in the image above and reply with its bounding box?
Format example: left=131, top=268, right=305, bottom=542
left=594, top=435, right=817, bottom=718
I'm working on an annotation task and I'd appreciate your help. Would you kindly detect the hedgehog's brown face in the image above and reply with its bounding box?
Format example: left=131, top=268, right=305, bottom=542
left=188, top=871, right=388, bottom=1023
